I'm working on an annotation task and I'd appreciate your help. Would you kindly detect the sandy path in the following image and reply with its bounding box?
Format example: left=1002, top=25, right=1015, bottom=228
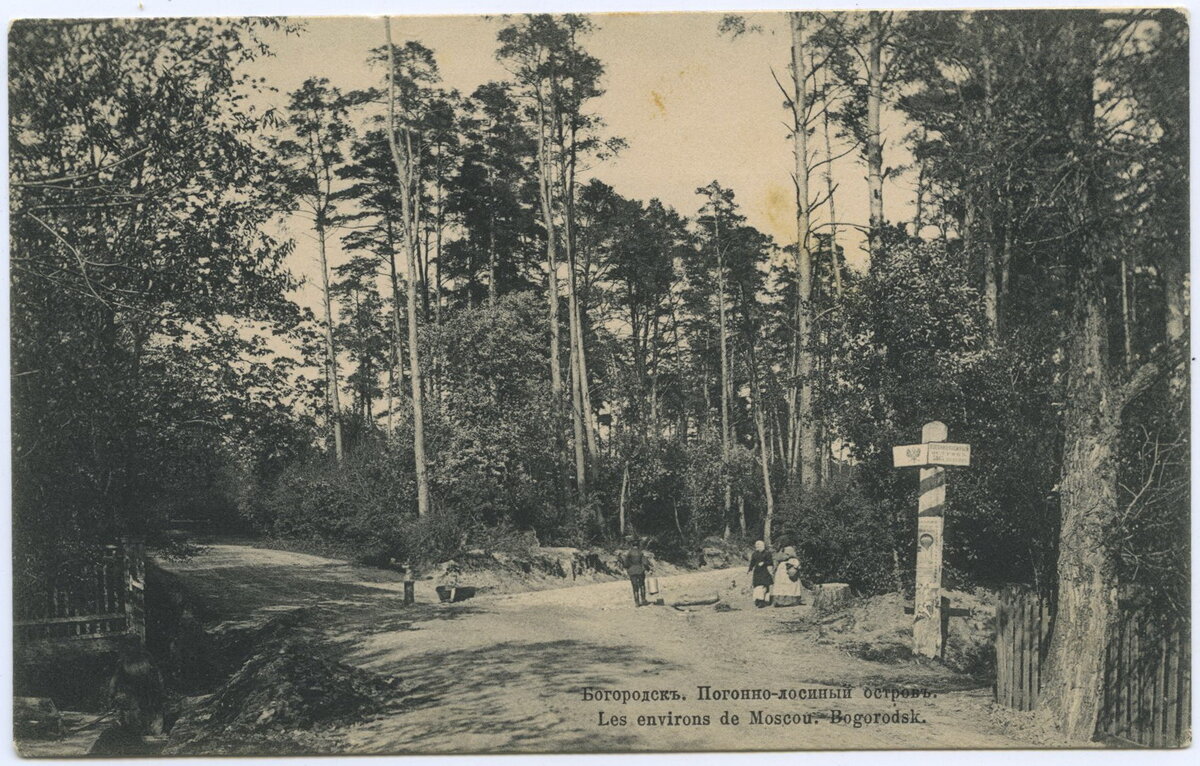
left=161, top=544, right=1030, bottom=753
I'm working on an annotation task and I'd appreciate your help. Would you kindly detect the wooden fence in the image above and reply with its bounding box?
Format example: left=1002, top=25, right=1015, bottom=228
left=994, top=586, right=1053, bottom=711
left=14, top=542, right=145, bottom=643
left=1099, top=607, right=1191, bottom=747
left=995, top=587, right=1191, bottom=747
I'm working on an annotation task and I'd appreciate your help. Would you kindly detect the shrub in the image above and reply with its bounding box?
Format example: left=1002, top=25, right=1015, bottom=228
left=775, top=477, right=896, bottom=594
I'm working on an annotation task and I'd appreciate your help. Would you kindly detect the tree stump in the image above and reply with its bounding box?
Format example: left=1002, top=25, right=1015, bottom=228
left=812, top=583, right=852, bottom=614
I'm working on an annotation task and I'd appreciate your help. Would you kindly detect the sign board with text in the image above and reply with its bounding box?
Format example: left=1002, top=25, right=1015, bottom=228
left=927, top=442, right=971, bottom=467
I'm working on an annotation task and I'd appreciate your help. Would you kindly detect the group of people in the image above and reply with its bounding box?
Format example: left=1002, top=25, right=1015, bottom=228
left=618, top=537, right=807, bottom=609
left=748, top=540, right=805, bottom=608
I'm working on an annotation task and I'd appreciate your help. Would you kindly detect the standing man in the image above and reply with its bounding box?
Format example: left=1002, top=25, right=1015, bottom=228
left=622, top=538, right=650, bottom=607
left=748, top=540, right=774, bottom=607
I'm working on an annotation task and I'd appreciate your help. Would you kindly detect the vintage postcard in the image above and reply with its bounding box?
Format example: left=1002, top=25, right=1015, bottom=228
left=7, top=3, right=1191, bottom=757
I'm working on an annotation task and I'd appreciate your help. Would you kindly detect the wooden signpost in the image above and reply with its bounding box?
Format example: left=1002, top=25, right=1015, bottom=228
left=893, top=421, right=971, bottom=659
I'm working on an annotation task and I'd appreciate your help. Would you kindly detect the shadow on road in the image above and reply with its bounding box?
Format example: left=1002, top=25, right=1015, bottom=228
left=167, top=562, right=413, bottom=622
left=346, top=638, right=669, bottom=753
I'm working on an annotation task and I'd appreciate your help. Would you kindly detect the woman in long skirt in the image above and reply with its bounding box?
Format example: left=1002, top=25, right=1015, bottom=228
left=748, top=540, right=774, bottom=607
left=772, top=546, right=804, bottom=607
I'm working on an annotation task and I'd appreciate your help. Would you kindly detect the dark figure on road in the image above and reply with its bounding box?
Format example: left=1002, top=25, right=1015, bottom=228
left=748, top=540, right=774, bottom=607
left=622, top=538, right=650, bottom=606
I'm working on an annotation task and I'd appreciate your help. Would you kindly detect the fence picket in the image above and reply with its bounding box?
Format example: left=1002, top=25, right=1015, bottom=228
left=995, top=590, right=1005, bottom=706
left=1022, top=597, right=1033, bottom=710
left=1037, top=597, right=1049, bottom=699
left=1017, top=597, right=1027, bottom=711
left=1183, top=637, right=1191, bottom=747
left=1007, top=589, right=1016, bottom=708
left=1146, top=615, right=1158, bottom=746
left=1011, top=593, right=1022, bottom=710
left=1016, top=597, right=1025, bottom=711
left=17, top=544, right=143, bottom=643
left=1165, top=625, right=1179, bottom=744
left=1102, top=614, right=1114, bottom=730
left=998, top=589, right=1009, bottom=707
left=1000, top=590, right=1008, bottom=706
left=1132, top=612, right=1143, bottom=743
left=1008, top=588, right=1017, bottom=709
left=1026, top=597, right=1037, bottom=710
left=1005, top=589, right=1014, bottom=708
left=1156, top=626, right=1168, bottom=746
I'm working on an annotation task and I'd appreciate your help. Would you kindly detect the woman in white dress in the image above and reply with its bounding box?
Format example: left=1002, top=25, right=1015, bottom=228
left=772, top=546, right=804, bottom=607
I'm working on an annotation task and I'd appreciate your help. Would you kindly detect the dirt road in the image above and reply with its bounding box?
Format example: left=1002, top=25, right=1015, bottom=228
left=162, top=544, right=1031, bottom=753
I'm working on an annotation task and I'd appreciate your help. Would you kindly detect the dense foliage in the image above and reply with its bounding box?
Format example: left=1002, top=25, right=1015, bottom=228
left=9, top=10, right=1187, bottom=634
left=9, top=18, right=307, bottom=593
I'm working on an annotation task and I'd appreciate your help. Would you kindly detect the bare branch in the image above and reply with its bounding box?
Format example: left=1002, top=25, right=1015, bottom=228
left=11, top=145, right=154, bottom=188
left=1116, top=339, right=1188, bottom=411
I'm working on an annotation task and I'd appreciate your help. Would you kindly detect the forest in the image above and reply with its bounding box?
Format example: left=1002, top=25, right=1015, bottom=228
left=8, top=10, right=1188, bottom=741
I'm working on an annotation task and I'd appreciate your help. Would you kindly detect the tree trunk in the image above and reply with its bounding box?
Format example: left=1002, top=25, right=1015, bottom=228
left=387, top=220, right=408, bottom=418
left=983, top=229, right=999, bottom=334
left=1161, top=246, right=1188, bottom=401
left=618, top=463, right=629, bottom=537
left=1119, top=255, right=1132, bottom=371
left=1000, top=191, right=1014, bottom=310
left=754, top=400, right=774, bottom=547
left=913, top=139, right=926, bottom=235
left=486, top=157, right=498, bottom=306
left=577, top=301, right=601, bottom=469
left=715, top=219, right=733, bottom=532
left=981, top=48, right=999, bottom=338
left=866, top=11, right=885, bottom=249
left=385, top=18, right=430, bottom=516
left=821, top=63, right=842, bottom=298
left=488, top=211, right=498, bottom=306
left=819, top=418, right=830, bottom=483
left=568, top=322, right=587, bottom=495
left=1039, top=16, right=1113, bottom=739
left=562, top=149, right=589, bottom=496
left=746, top=345, right=775, bottom=547
left=315, top=222, right=344, bottom=463
left=567, top=134, right=601, bottom=475
left=415, top=171, right=428, bottom=323
left=433, top=150, right=444, bottom=329
left=535, top=97, right=563, bottom=407
left=791, top=13, right=817, bottom=491
left=1039, top=265, right=1118, bottom=741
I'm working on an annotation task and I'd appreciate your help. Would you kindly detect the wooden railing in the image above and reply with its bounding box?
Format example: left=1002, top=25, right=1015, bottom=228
left=14, top=542, right=145, bottom=643
left=995, top=587, right=1191, bottom=747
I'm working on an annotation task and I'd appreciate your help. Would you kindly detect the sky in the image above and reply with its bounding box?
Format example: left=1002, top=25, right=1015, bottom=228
left=244, top=12, right=919, bottom=311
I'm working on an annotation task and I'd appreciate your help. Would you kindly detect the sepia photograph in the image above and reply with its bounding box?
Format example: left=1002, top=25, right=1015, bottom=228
left=6, top=1, right=1192, bottom=757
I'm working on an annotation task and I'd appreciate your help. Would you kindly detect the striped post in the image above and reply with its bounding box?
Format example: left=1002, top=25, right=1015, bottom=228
left=913, top=420, right=948, bottom=659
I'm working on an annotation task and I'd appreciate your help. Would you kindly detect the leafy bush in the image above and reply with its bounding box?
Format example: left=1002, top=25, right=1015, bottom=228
left=255, top=439, right=414, bottom=564
left=775, top=478, right=897, bottom=595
